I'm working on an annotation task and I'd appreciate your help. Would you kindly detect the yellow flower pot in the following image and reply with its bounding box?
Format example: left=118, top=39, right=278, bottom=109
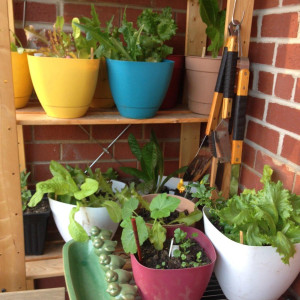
left=90, top=57, right=114, bottom=108
left=28, top=56, right=100, bottom=118
left=11, top=52, right=33, bottom=109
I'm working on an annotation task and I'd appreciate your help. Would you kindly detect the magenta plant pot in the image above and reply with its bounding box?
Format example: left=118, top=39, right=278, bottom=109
left=131, top=226, right=216, bottom=300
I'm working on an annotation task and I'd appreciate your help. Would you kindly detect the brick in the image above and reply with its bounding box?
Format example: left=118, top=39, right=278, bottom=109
left=91, top=0, right=152, bottom=6
left=254, top=151, right=295, bottom=190
left=175, top=12, right=187, bottom=34
left=239, top=166, right=262, bottom=191
left=267, top=103, right=300, bottom=135
left=14, top=1, right=56, bottom=23
left=258, top=71, right=274, bottom=95
left=92, top=124, right=142, bottom=140
left=164, top=160, right=180, bottom=175
left=254, top=0, right=279, bottom=9
left=261, top=13, right=298, bottom=38
left=25, top=144, right=60, bottom=162
left=164, top=141, right=180, bottom=159
left=294, top=174, right=300, bottom=194
left=64, top=4, right=120, bottom=25
left=153, top=0, right=187, bottom=10
left=283, top=0, right=300, bottom=5
left=242, top=143, right=256, bottom=168
left=246, top=96, right=265, bottom=120
left=114, top=141, right=137, bottom=160
left=34, top=125, right=90, bottom=141
left=61, top=143, right=111, bottom=161
left=249, top=42, right=275, bottom=65
left=31, top=164, right=52, bottom=183
left=281, top=135, right=300, bottom=165
left=295, top=78, right=300, bottom=103
left=275, top=74, right=294, bottom=100
left=144, top=124, right=180, bottom=139
left=15, top=28, right=27, bottom=49
left=120, top=7, right=143, bottom=23
left=23, top=126, right=32, bottom=142
left=167, top=35, right=185, bottom=55
left=250, top=16, right=258, bottom=38
left=276, top=44, right=300, bottom=70
left=246, top=121, right=279, bottom=153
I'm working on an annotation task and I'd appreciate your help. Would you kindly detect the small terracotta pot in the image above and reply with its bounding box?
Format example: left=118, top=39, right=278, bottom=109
left=185, top=56, right=221, bottom=115
left=131, top=226, right=216, bottom=300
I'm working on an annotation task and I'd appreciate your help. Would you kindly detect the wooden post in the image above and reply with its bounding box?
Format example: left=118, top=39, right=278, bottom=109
left=0, top=0, right=27, bottom=291
left=185, top=0, right=207, bottom=56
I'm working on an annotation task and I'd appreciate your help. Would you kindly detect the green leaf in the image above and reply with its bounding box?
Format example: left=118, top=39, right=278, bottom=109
left=68, top=205, right=89, bottom=242
left=150, top=194, right=180, bottom=219
left=170, top=209, right=202, bottom=226
left=141, top=141, right=158, bottom=180
left=119, top=167, right=149, bottom=182
left=55, top=16, right=64, bottom=30
left=102, top=200, right=122, bottom=223
left=74, top=178, right=99, bottom=200
left=72, top=17, right=81, bottom=39
left=28, top=190, right=44, bottom=207
left=148, top=222, right=166, bottom=250
left=121, top=216, right=148, bottom=254
left=121, top=197, right=139, bottom=220
left=271, top=231, right=296, bottom=265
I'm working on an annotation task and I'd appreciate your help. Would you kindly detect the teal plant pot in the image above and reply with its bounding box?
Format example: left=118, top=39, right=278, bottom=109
left=106, top=58, right=174, bottom=119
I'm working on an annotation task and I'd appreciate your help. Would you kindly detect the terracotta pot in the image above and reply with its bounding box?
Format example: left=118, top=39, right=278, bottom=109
left=160, top=54, right=185, bottom=110
left=131, top=226, right=216, bottom=300
left=185, top=56, right=221, bottom=115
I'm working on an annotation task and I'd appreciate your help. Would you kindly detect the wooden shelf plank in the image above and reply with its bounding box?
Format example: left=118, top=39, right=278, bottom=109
left=16, top=103, right=208, bottom=125
left=26, top=258, right=64, bottom=280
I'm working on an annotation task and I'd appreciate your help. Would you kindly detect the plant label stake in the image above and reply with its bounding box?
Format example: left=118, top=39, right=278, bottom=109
left=168, top=238, right=179, bottom=257
left=131, top=218, right=142, bottom=263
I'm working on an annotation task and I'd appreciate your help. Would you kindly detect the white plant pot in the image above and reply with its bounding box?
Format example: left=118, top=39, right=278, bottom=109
left=203, top=207, right=300, bottom=300
left=49, top=180, right=125, bottom=242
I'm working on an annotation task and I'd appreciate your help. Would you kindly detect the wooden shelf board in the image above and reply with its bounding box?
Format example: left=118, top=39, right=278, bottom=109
left=16, top=103, right=208, bottom=125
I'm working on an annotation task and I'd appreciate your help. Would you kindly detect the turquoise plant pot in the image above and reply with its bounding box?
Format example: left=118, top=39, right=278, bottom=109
left=106, top=58, right=174, bottom=119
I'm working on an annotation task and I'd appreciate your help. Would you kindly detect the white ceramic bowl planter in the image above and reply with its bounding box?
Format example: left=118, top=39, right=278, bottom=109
left=49, top=180, right=125, bottom=242
left=203, top=207, right=300, bottom=300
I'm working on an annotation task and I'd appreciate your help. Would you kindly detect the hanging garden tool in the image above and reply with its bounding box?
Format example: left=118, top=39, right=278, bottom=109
left=183, top=18, right=239, bottom=182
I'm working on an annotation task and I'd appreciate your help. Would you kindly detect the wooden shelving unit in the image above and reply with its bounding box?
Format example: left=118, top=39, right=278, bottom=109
left=0, top=0, right=254, bottom=293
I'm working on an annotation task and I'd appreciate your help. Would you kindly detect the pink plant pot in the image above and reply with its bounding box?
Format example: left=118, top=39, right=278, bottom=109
left=131, top=226, right=216, bottom=300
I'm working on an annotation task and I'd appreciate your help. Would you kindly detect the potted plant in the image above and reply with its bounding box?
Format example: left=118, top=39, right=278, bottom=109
left=186, top=0, right=226, bottom=114
left=21, top=171, right=50, bottom=255
left=119, top=192, right=216, bottom=299
left=75, top=7, right=177, bottom=119
left=10, top=34, right=34, bottom=109
left=28, top=161, right=126, bottom=242
left=25, top=14, right=100, bottom=119
left=201, top=165, right=300, bottom=300
left=120, top=130, right=187, bottom=194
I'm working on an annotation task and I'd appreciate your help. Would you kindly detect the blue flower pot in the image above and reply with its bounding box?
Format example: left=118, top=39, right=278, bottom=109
left=106, top=59, right=174, bottom=119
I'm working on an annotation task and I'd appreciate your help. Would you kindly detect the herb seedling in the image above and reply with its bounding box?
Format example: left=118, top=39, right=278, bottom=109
left=20, top=171, right=32, bottom=211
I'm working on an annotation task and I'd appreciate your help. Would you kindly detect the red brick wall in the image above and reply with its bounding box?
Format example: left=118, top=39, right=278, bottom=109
left=240, top=0, right=300, bottom=194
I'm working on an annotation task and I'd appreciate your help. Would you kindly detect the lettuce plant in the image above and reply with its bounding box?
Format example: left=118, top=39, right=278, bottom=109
left=204, top=165, right=300, bottom=264
left=74, top=5, right=177, bottom=62
left=28, top=161, right=125, bottom=241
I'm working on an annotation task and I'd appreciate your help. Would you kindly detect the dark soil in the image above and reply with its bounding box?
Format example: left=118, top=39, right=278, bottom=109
left=138, top=208, right=189, bottom=224
left=23, top=199, right=50, bottom=214
left=139, top=237, right=211, bottom=269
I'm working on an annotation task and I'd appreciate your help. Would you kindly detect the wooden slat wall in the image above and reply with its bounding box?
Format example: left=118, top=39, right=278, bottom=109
left=0, top=0, right=26, bottom=291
